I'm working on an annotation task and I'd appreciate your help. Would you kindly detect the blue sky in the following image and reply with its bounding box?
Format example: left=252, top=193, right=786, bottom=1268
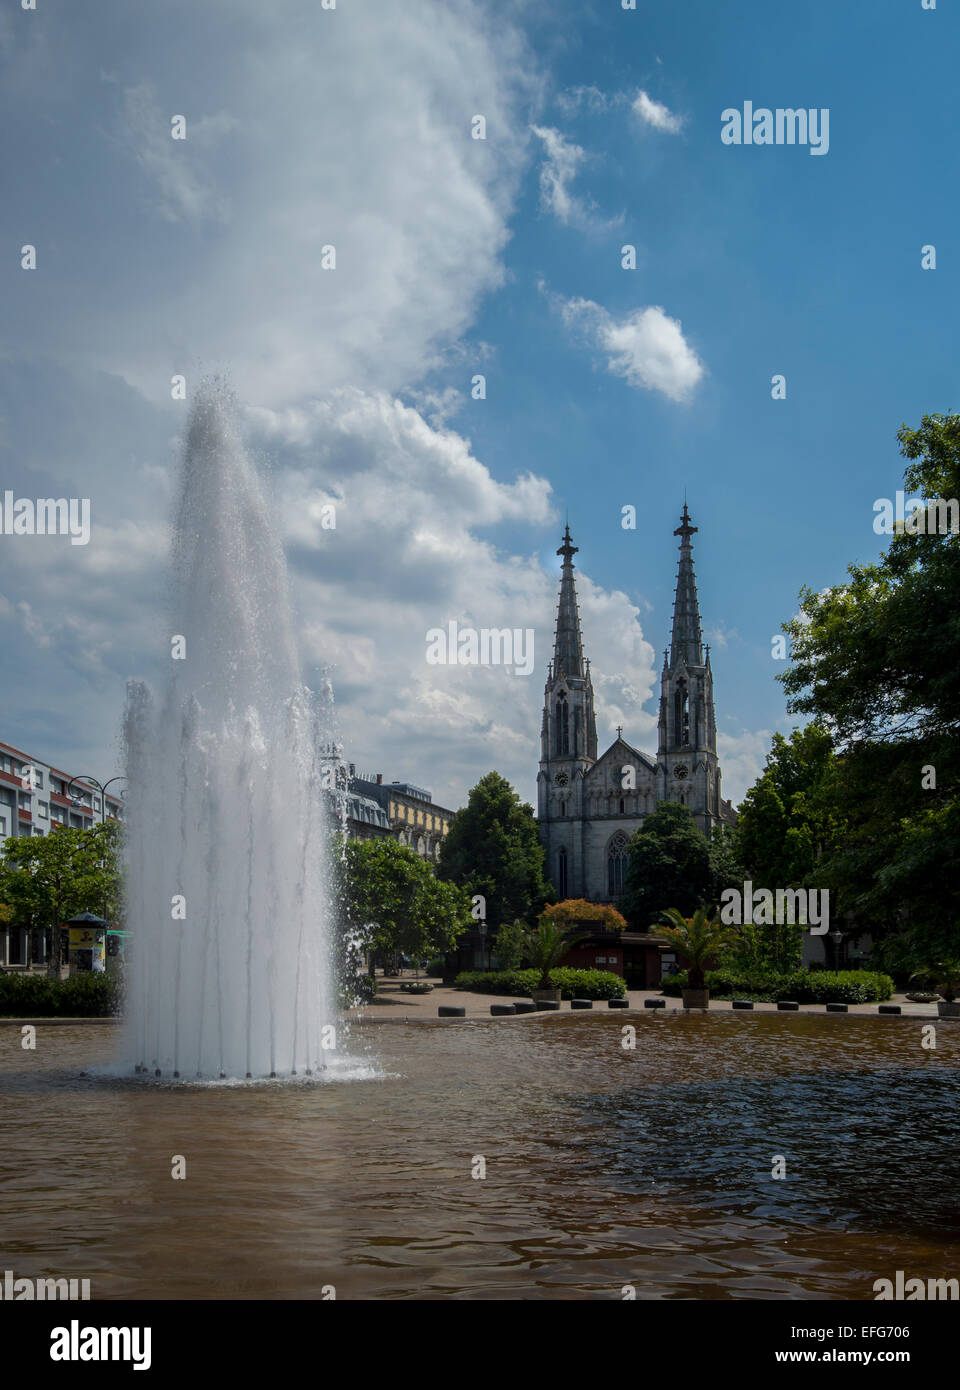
left=0, top=0, right=956, bottom=811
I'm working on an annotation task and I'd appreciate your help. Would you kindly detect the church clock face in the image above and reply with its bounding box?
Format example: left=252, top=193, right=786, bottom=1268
left=555, top=772, right=569, bottom=787
left=673, top=763, right=689, bottom=780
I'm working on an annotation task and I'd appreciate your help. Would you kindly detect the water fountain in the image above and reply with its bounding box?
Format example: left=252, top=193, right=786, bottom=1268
left=122, top=381, right=336, bottom=1079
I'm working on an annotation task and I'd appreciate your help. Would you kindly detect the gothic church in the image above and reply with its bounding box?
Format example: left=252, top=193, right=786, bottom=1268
left=537, top=507, right=736, bottom=904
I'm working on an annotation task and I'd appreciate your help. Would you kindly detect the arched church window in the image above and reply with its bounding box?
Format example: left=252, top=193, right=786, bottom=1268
left=555, top=692, right=569, bottom=756
left=607, top=832, right=629, bottom=898
left=560, top=800, right=566, bottom=818
left=557, top=845, right=568, bottom=898
left=674, top=677, right=690, bottom=746
left=619, top=798, right=625, bottom=814
left=574, top=706, right=582, bottom=755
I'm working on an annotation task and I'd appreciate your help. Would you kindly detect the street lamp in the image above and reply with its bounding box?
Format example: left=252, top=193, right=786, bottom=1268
left=66, top=774, right=126, bottom=827
left=830, top=928, right=845, bottom=971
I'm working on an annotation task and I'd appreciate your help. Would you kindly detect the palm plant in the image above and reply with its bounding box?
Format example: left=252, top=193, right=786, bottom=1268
left=910, top=958, right=960, bottom=1003
left=658, top=906, right=739, bottom=989
left=521, top=921, right=586, bottom=989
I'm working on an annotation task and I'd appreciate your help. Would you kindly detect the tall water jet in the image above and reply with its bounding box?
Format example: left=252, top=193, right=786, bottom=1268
left=122, top=382, right=335, bottom=1079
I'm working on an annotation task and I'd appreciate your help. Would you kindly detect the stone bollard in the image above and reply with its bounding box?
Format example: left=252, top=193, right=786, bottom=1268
left=878, top=1004, right=901, bottom=1015
left=826, top=1002, right=848, bottom=1013
left=438, top=1006, right=466, bottom=1017
left=608, top=998, right=629, bottom=1008
left=777, top=1001, right=799, bottom=1011
left=536, top=1000, right=561, bottom=1010
left=490, top=1004, right=515, bottom=1016
left=732, top=1000, right=754, bottom=1010
left=570, top=999, right=593, bottom=1010
left=514, top=1001, right=537, bottom=1014
left=644, top=998, right=666, bottom=1009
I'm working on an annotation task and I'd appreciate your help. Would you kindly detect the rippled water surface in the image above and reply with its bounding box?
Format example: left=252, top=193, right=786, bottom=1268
left=2, top=1013, right=957, bottom=1299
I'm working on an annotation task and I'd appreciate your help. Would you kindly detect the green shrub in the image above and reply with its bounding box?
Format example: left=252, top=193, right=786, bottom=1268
left=549, top=967, right=627, bottom=1000
left=659, top=968, right=893, bottom=1004
left=454, top=969, right=539, bottom=996
left=454, top=968, right=626, bottom=1000
left=0, top=971, right=122, bottom=1017
left=796, top=970, right=894, bottom=1004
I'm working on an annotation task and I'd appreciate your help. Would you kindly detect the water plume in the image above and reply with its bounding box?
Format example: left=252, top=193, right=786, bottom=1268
left=123, top=381, right=335, bottom=1079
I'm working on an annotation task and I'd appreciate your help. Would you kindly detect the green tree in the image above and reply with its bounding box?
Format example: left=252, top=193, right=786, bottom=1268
left=342, top=837, right=472, bottom=967
left=736, top=724, right=845, bottom=887
left=777, top=413, right=960, bottom=943
left=437, top=771, right=553, bottom=932
left=0, top=823, right=122, bottom=971
left=492, top=918, right=527, bottom=970
left=619, top=802, right=714, bottom=929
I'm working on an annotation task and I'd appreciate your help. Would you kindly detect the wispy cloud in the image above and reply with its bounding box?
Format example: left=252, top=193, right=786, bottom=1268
left=530, top=125, right=621, bottom=230
left=632, top=89, right=684, bottom=134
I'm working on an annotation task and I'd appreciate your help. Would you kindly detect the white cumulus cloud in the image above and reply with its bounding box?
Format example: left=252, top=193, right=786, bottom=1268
left=556, top=296, right=705, bottom=403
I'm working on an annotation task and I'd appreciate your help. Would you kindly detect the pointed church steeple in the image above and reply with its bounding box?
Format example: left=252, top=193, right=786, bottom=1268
left=669, top=503, right=704, bottom=670
left=553, top=524, right=585, bottom=679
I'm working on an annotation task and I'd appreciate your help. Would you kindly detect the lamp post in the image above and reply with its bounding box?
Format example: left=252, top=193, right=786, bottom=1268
left=830, top=928, right=845, bottom=971
left=66, top=774, right=126, bottom=829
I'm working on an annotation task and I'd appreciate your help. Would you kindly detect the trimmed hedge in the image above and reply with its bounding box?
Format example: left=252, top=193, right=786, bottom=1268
left=660, top=968, right=894, bottom=1004
left=454, top=967, right=627, bottom=1000
left=0, top=971, right=122, bottom=1017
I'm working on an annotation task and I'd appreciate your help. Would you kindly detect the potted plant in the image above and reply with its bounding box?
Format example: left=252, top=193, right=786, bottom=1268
left=522, top=920, right=585, bottom=1004
left=909, top=958, right=960, bottom=1019
left=659, top=906, right=739, bottom=1010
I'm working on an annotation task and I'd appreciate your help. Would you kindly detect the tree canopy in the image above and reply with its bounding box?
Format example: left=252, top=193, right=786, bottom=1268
left=437, top=771, right=553, bottom=931
left=0, top=822, right=122, bottom=932
left=340, top=836, right=473, bottom=963
left=765, top=412, right=960, bottom=950
left=619, top=802, right=724, bottom=929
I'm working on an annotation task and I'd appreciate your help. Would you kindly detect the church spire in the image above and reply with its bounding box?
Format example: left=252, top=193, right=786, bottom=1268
left=553, top=524, right=585, bottom=678
left=669, top=503, right=703, bottom=669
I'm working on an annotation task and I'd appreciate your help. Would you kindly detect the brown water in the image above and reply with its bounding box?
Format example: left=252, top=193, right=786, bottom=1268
left=1, top=1012, right=958, bottom=1300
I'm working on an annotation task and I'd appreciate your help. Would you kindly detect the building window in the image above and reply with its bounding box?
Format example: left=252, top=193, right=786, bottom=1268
left=0, top=817, right=6, bottom=836
left=560, top=799, right=565, bottom=818
left=555, top=692, right=569, bottom=756
left=557, top=845, right=568, bottom=899
left=607, top=832, right=629, bottom=898
left=38, top=802, right=48, bottom=819
left=619, top=798, right=625, bottom=814
left=674, top=677, right=689, bottom=746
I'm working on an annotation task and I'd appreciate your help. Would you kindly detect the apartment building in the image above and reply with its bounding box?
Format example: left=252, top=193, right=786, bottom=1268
left=0, top=737, right=123, bottom=967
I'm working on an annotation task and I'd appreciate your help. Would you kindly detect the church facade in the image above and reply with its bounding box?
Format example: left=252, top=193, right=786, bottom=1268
left=537, top=507, right=736, bottom=905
